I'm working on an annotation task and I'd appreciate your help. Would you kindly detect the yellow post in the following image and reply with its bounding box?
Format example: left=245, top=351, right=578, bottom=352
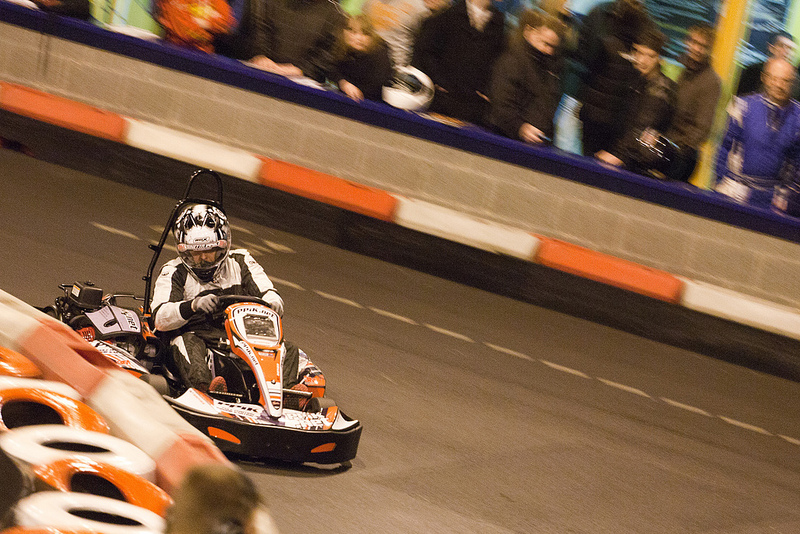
left=691, top=0, right=753, bottom=188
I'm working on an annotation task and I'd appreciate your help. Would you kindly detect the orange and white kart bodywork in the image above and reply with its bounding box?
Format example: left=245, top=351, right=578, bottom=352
left=163, top=298, right=362, bottom=464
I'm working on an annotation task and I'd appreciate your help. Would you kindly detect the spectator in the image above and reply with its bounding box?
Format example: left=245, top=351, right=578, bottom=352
left=736, top=31, right=797, bottom=96
left=404, top=0, right=452, bottom=64
left=486, top=9, right=564, bottom=145
left=411, top=0, right=506, bottom=125
left=574, top=0, right=652, bottom=157
left=663, top=23, right=721, bottom=182
left=214, top=0, right=345, bottom=83
left=329, top=15, right=394, bottom=101
left=30, top=0, right=90, bottom=20
left=715, top=58, right=800, bottom=207
left=595, top=27, right=676, bottom=172
left=362, top=0, right=432, bottom=66
left=156, top=0, right=235, bottom=53
left=165, top=464, right=278, bottom=534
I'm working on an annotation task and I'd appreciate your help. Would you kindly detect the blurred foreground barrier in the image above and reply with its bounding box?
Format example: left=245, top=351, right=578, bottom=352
left=0, top=289, right=230, bottom=493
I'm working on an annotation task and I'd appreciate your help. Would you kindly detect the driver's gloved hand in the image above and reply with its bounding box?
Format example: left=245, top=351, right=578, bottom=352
left=263, top=291, right=284, bottom=317
left=191, top=294, right=219, bottom=314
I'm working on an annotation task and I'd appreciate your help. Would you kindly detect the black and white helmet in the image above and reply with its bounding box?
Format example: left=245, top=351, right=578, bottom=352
left=174, top=204, right=231, bottom=282
left=382, top=66, right=434, bottom=111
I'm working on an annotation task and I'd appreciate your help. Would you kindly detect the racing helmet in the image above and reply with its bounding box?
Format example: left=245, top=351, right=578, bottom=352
left=382, top=66, right=434, bottom=111
left=174, top=203, right=231, bottom=282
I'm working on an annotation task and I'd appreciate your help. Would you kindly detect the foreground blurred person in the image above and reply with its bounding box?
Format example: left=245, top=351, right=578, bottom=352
left=486, top=9, right=564, bottom=145
left=165, top=464, right=278, bottom=534
left=715, top=58, right=800, bottom=207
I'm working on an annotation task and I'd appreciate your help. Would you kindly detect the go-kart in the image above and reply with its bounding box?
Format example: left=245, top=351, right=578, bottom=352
left=159, top=293, right=362, bottom=464
left=41, top=169, right=362, bottom=465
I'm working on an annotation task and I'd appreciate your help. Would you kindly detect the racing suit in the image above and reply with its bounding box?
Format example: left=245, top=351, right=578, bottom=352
left=151, top=249, right=319, bottom=394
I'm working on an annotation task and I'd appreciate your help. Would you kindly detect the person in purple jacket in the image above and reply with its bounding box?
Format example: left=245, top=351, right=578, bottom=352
left=715, top=58, right=800, bottom=207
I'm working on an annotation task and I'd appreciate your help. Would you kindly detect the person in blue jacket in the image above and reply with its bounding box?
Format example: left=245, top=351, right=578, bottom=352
left=715, top=58, right=800, bottom=208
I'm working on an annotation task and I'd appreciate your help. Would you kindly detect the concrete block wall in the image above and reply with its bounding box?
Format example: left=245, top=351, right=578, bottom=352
left=3, top=21, right=800, bottom=308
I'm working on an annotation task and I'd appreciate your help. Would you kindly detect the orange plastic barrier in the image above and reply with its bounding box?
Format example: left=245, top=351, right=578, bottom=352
left=15, top=320, right=115, bottom=399
left=258, top=157, right=397, bottom=221
left=534, top=237, right=684, bottom=303
left=0, top=347, right=41, bottom=378
left=0, top=388, right=109, bottom=433
left=34, top=458, right=173, bottom=516
left=0, top=83, right=127, bottom=142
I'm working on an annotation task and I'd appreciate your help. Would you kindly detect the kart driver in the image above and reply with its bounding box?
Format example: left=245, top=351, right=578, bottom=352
left=150, top=203, right=321, bottom=402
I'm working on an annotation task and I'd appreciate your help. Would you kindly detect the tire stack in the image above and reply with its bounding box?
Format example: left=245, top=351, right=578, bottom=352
left=0, top=347, right=168, bottom=533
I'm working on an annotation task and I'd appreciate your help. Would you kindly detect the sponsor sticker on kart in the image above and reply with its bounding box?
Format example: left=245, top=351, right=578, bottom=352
left=213, top=399, right=331, bottom=430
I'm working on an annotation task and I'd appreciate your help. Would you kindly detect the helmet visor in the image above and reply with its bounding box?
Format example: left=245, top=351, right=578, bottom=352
left=177, top=240, right=228, bottom=270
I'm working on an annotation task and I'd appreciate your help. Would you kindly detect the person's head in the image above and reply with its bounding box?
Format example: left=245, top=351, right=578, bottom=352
left=633, top=27, right=666, bottom=77
left=342, top=15, right=379, bottom=53
left=762, top=57, right=797, bottom=106
left=767, top=31, right=796, bottom=61
left=612, top=0, right=645, bottom=19
left=165, top=464, right=262, bottom=534
left=174, top=203, right=231, bottom=283
left=518, top=9, right=564, bottom=56
left=684, top=23, right=715, bottom=68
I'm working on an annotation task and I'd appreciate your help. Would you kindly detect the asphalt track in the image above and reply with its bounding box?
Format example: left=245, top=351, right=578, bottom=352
left=3, top=148, right=800, bottom=533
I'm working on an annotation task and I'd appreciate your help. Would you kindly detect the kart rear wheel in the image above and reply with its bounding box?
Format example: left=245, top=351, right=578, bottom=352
left=306, top=397, right=336, bottom=413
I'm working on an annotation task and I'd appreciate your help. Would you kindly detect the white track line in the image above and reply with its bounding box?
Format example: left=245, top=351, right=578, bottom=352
left=314, top=291, right=364, bottom=308
left=242, top=241, right=272, bottom=254
left=718, top=416, right=772, bottom=435
left=423, top=324, right=474, bottom=342
left=150, top=241, right=177, bottom=252
left=779, top=435, right=800, bottom=446
left=484, top=343, right=533, bottom=361
left=540, top=360, right=591, bottom=379
left=92, top=222, right=141, bottom=240
left=597, top=378, right=651, bottom=398
left=262, top=240, right=295, bottom=253
left=269, top=277, right=305, bottom=291
left=229, top=224, right=254, bottom=235
left=660, top=398, right=712, bottom=417
left=368, top=307, right=418, bottom=325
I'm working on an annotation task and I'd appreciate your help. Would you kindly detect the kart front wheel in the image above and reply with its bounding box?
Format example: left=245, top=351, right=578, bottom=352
left=306, top=397, right=336, bottom=413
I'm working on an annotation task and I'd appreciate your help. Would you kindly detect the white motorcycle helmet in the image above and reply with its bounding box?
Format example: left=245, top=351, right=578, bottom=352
left=382, top=66, right=434, bottom=111
left=174, top=204, right=231, bottom=282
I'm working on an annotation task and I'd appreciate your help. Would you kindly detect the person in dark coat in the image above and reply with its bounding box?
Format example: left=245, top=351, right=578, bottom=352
left=32, top=0, right=90, bottom=20
left=214, top=0, right=345, bottom=83
left=664, top=23, right=721, bottom=182
left=410, top=0, right=506, bottom=125
left=329, top=15, right=394, bottom=102
left=574, top=0, right=652, bottom=157
left=486, top=9, right=564, bottom=145
left=595, top=26, right=676, bottom=173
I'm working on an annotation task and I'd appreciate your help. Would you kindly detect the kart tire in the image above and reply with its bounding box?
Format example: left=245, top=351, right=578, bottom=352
left=11, top=491, right=165, bottom=533
left=306, top=397, right=336, bottom=413
left=0, top=348, right=42, bottom=379
left=33, top=457, right=173, bottom=516
left=0, top=425, right=156, bottom=482
left=0, top=388, right=109, bottom=433
left=0, top=377, right=81, bottom=399
left=139, top=374, right=169, bottom=396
